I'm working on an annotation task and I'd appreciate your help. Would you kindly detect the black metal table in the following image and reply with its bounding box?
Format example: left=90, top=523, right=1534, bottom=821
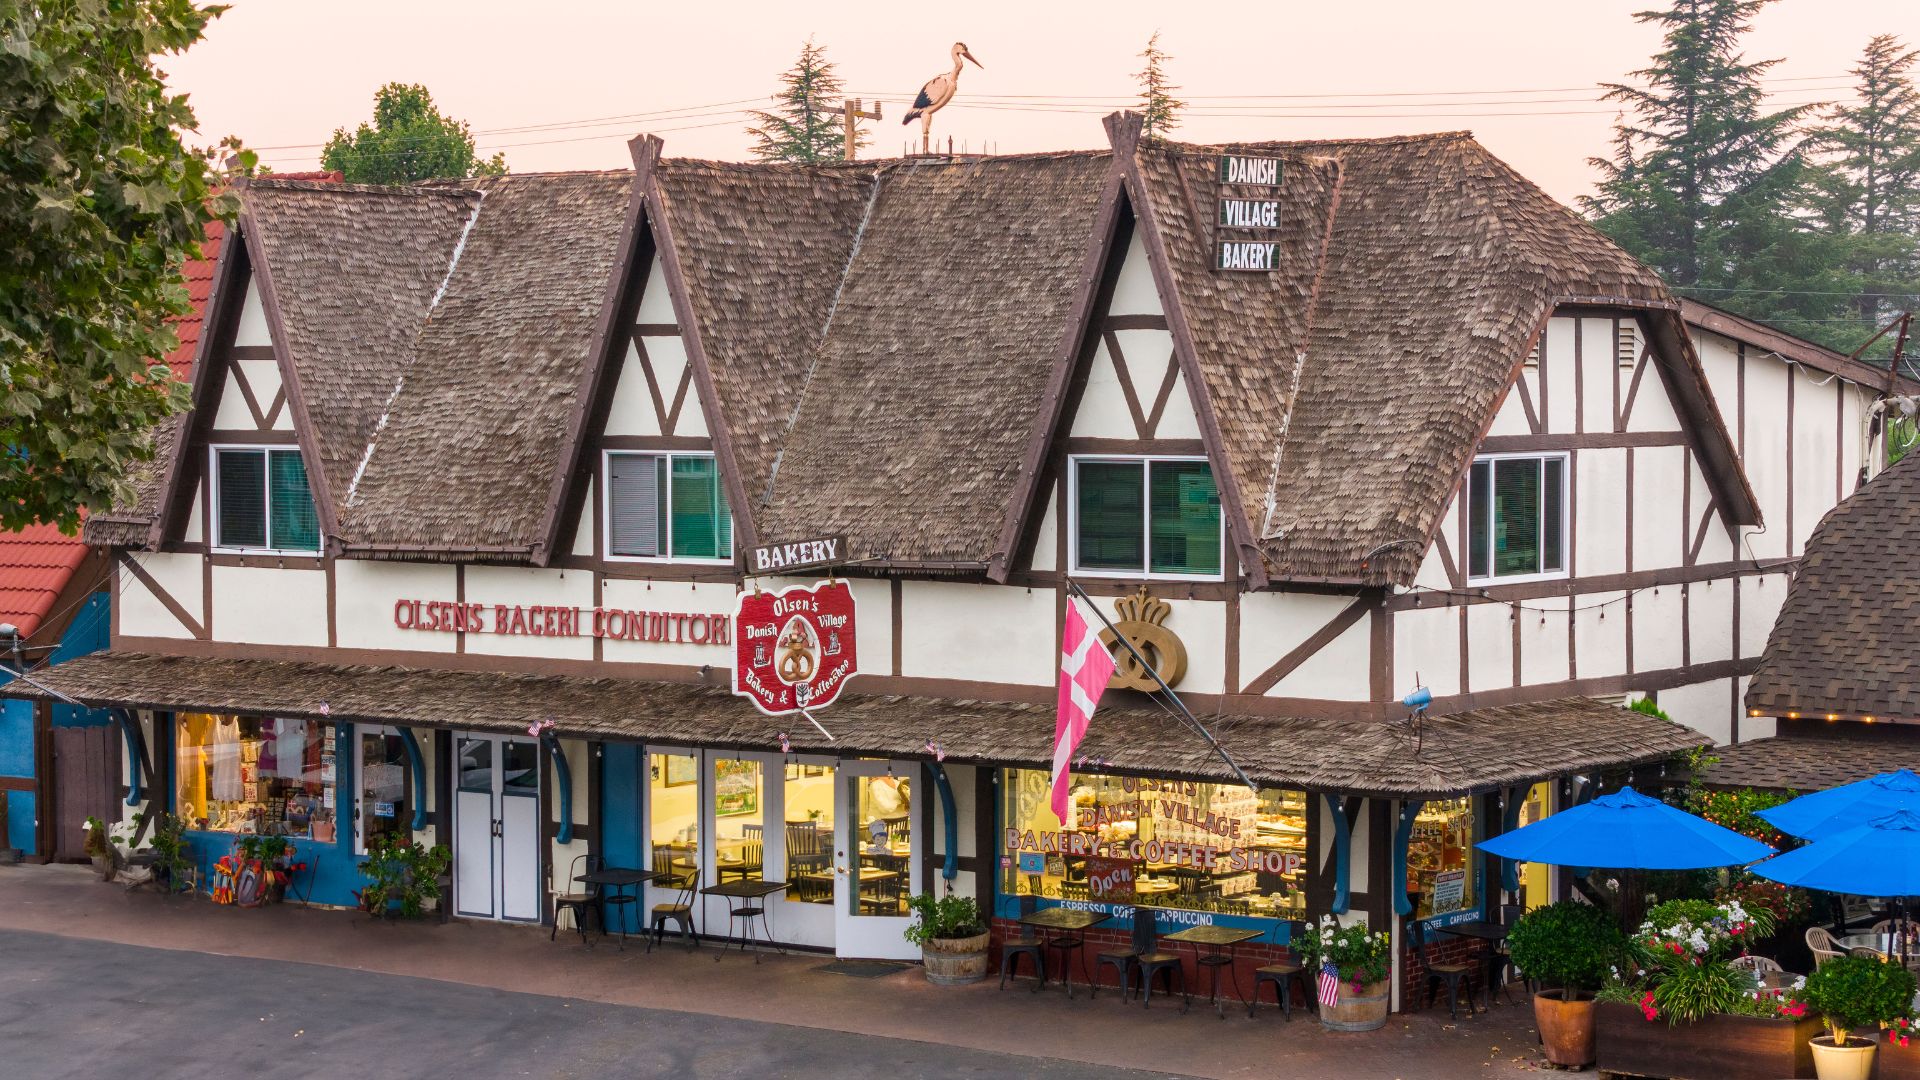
left=578, top=867, right=658, bottom=947
left=1440, top=920, right=1512, bottom=1009
left=1016, top=908, right=1110, bottom=998
left=702, top=879, right=788, bottom=961
left=1165, top=925, right=1264, bottom=1017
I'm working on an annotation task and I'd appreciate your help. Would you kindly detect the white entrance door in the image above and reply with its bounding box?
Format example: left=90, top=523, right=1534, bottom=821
left=452, top=732, right=542, bottom=922
left=834, top=760, right=921, bottom=959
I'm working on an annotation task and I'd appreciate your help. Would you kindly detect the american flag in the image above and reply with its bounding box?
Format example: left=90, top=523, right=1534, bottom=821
left=1318, top=961, right=1342, bottom=1007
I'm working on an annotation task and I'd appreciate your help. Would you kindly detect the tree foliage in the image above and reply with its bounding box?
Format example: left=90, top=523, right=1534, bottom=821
left=1135, top=31, right=1186, bottom=142
left=0, top=0, right=242, bottom=532
left=746, top=38, right=860, bottom=165
left=321, top=82, right=506, bottom=185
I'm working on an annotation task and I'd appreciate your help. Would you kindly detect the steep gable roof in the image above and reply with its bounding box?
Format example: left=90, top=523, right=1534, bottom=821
left=1747, top=452, right=1920, bottom=720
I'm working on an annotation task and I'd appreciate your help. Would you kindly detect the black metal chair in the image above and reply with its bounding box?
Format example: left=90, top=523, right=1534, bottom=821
left=1492, top=902, right=1525, bottom=1003
left=1093, top=906, right=1152, bottom=998
left=1411, top=918, right=1478, bottom=1020
left=552, top=854, right=599, bottom=945
left=1250, top=921, right=1314, bottom=1020
left=1130, top=909, right=1188, bottom=1009
left=999, top=894, right=1047, bottom=991
left=648, top=847, right=698, bottom=952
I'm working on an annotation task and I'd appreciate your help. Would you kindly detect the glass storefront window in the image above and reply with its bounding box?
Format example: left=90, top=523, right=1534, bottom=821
left=713, top=757, right=765, bottom=885
left=999, top=769, right=1309, bottom=920
left=851, top=772, right=911, bottom=916
left=176, top=714, right=336, bottom=841
left=1408, top=796, right=1477, bottom=920
left=357, top=729, right=411, bottom=854
left=783, top=762, right=834, bottom=905
left=649, top=751, right=700, bottom=885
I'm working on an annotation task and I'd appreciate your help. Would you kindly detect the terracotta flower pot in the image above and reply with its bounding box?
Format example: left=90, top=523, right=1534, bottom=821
left=921, top=930, right=991, bottom=985
left=1534, top=989, right=1597, bottom=1067
left=1810, top=1035, right=1877, bottom=1080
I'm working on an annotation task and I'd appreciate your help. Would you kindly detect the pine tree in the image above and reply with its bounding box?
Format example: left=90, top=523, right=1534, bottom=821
left=1802, top=35, right=1920, bottom=354
left=1136, top=32, right=1186, bottom=142
left=1582, top=0, right=1812, bottom=300
left=747, top=38, right=861, bottom=164
left=321, top=83, right=507, bottom=184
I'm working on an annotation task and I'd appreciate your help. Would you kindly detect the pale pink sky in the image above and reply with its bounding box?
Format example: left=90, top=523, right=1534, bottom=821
left=166, top=0, right=1916, bottom=204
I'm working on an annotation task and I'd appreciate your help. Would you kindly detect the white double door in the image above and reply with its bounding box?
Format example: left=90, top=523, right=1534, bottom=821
left=453, top=731, right=542, bottom=922
left=645, top=750, right=921, bottom=959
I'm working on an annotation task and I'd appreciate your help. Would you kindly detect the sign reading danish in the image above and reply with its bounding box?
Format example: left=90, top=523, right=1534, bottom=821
left=733, top=580, right=858, bottom=715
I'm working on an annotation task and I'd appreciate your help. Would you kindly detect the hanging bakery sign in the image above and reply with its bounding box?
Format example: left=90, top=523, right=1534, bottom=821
left=1214, top=153, right=1284, bottom=273
left=733, top=579, right=859, bottom=715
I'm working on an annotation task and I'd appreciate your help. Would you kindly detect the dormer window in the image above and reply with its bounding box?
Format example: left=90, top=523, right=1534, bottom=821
left=1466, top=452, right=1566, bottom=583
left=1069, top=456, right=1222, bottom=578
left=212, top=446, right=319, bottom=552
left=604, top=451, right=732, bottom=563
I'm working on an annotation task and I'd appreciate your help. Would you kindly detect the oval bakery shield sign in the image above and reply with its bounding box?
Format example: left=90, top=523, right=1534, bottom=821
left=733, top=580, right=859, bottom=715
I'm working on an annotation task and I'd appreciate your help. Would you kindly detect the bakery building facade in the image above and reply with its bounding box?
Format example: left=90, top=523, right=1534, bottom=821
left=16, top=112, right=1911, bottom=1009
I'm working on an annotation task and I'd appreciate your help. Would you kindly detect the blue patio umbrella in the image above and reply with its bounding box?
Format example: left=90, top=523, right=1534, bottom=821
left=1478, top=786, right=1776, bottom=870
left=1756, top=769, right=1920, bottom=842
left=1751, top=809, right=1920, bottom=899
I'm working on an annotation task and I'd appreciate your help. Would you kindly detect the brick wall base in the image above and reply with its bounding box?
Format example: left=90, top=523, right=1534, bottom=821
left=1399, top=933, right=1495, bottom=1012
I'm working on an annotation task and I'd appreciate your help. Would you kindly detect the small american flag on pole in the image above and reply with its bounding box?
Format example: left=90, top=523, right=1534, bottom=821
left=1318, top=961, right=1342, bottom=1007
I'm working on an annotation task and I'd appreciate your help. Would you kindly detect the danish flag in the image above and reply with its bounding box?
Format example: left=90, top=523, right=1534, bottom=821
left=1051, top=600, right=1117, bottom=824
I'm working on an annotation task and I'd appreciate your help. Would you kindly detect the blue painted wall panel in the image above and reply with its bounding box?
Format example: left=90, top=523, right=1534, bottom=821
left=0, top=699, right=32, bottom=777
left=5, top=790, right=33, bottom=852
left=599, top=742, right=642, bottom=931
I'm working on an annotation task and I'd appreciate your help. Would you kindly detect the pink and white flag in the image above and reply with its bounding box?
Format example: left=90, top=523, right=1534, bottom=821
left=1051, top=599, right=1117, bottom=824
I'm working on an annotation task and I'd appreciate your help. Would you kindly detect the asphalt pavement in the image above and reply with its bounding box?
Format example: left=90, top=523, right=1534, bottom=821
left=0, top=929, right=1191, bottom=1080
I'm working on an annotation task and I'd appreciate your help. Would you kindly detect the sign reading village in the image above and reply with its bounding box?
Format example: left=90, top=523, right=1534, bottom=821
left=733, top=579, right=859, bottom=716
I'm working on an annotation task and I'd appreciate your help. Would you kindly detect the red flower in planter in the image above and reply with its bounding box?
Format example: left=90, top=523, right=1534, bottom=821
left=1778, top=999, right=1807, bottom=1019
left=1640, top=991, right=1660, bottom=1022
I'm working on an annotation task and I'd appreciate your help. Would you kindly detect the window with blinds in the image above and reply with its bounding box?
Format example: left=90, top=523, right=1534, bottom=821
left=213, top=446, right=319, bottom=552
left=605, top=451, right=732, bottom=561
left=1070, top=456, right=1222, bottom=578
left=1465, top=454, right=1567, bottom=582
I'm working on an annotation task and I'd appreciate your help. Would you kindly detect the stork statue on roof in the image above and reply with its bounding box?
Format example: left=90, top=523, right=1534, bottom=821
left=903, top=41, right=982, bottom=154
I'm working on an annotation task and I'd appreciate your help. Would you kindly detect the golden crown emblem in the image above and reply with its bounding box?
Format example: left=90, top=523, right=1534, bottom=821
left=1111, top=586, right=1171, bottom=628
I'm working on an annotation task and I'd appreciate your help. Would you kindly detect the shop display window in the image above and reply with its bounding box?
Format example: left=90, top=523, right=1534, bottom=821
left=648, top=751, right=700, bottom=884
left=999, top=769, right=1308, bottom=920
left=851, top=772, right=911, bottom=917
left=712, top=757, right=765, bottom=885
left=1408, top=796, right=1478, bottom=920
left=357, top=729, right=412, bottom=854
left=783, top=762, right=834, bottom=905
left=176, top=714, right=336, bottom=841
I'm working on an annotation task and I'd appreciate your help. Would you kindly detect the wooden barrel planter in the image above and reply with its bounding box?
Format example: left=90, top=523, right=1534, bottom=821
left=921, top=931, right=992, bottom=985
left=1320, top=979, right=1390, bottom=1032
left=1594, top=999, right=1820, bottom=1079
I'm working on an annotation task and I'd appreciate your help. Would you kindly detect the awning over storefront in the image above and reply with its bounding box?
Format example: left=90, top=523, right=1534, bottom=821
left=1700, top=731, right=1920, bottom=792
left=3, top=652, right=1704, bottom=799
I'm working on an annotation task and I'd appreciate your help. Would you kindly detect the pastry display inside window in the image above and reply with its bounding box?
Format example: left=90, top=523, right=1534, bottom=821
left=1407, top=796, right=1476, bottom=920
left=176, top=714, right=336, bottom=841
left=999, top=768, right=1309, bottom=919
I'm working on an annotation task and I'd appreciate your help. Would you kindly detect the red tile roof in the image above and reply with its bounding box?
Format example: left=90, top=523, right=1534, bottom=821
left=4, top=171, right=341, bottom=638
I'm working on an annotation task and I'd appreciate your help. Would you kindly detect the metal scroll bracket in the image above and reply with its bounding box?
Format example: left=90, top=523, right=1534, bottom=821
left=1323, top=792, right=1352, bottom=915
left=543, top=733, right=574, bottom=845
left=398, top=727, right=429, bottom=832
left=1392, top=799, right=1427, bottom=918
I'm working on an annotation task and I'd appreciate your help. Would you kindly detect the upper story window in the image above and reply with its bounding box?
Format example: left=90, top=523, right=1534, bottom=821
left=1466, top=452, right=1566, bottom=583
left=1070, top=456, right=1222, bottom=578
left=212, top=446, right=319, bottom=552
left=604, top=451, right=732, bottom=562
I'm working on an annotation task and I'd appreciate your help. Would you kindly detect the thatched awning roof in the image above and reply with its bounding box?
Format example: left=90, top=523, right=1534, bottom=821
left=8, top=651, right=1702, bottom=798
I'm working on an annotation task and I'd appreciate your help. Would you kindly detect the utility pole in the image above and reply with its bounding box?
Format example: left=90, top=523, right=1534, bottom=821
left=812, top=98, right=882, bottom=161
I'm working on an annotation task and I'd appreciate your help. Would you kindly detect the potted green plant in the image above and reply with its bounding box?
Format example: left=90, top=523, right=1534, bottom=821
left=357, top=833, right=452, bottom=919
left=1301, top=915, right=1393, bottom=1031
left=903, top=893, right=990, bottom=985
left=1795, top=953, right=1919, bottom=1080
left=1506, top=900, right=1624, bottom=1067
left=82, top=816, right=114, bottom=880
left=146, top=812, right=194, bottom=895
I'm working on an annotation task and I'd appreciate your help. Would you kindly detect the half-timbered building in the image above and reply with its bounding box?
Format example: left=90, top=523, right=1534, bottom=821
left=15, top=113, right=1909, bottom=1008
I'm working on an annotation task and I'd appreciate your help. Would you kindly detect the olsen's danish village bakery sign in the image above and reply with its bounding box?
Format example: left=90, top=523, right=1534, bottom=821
left=733, top=579, right=859, bottom=715
left=1214, top=153, right=1284, bottom=272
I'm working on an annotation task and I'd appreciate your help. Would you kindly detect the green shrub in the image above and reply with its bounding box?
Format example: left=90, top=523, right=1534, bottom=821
left=358, top=834, right=451, bottom=919
left=1507, top=900, right=1624, bottom=994
left=1302, top=915, right=1393, bottom=989
left=903, top=893, right=986, bottom=945
left=1797, top=954, right=1919, bottom=1045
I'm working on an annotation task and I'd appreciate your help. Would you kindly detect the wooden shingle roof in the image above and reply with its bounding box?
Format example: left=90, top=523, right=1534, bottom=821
left=1747, top=453, right=1920, bottom=721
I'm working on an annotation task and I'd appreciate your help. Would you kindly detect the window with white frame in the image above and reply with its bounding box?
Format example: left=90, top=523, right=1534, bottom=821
left=212, top=446, right=319, bottom=552
left=1069, top=456, right=1222, bottom=578
left=604, top=451, right=732, bottom=561
left=1466, top=453, right=1567, bottom=581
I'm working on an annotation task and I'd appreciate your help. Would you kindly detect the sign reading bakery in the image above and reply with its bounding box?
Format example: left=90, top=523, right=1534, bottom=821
left=733, top=580, right=858, bottom=715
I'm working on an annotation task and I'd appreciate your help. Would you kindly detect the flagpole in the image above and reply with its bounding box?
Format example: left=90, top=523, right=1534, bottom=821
left=1066, top=578, right=1258, bottom=793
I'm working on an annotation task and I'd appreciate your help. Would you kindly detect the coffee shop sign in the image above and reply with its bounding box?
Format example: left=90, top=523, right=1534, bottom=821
left=392, top=599, right=730, bottom=645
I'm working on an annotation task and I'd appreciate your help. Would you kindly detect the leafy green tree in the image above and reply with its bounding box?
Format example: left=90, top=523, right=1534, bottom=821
left=746, top=38, right=860, bottom=164
left=1801, top=35, right=1920, bottom=355
left=1583, top=1, right=1812, bottom=310
left=0, top=0, right=244, bottom=532
left=1135, top=31, right=1186, bottom=143
left=321, top=83, right=507, bottom=184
